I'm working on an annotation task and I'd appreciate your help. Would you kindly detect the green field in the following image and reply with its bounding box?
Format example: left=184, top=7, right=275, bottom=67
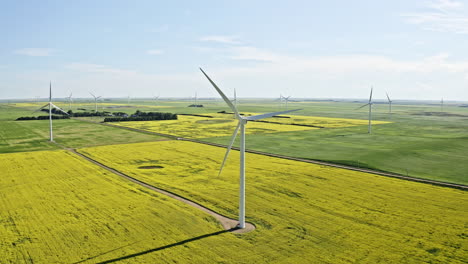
left=2, top=99, right=468, bottom=184
left=0, top=104, right=165, bottom=153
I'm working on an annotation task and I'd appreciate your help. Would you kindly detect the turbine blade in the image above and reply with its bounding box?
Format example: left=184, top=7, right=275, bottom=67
left=49, top=82, right=52, bottom=102
left=50, top=103, right=69, bottom=115
left=356, top=103, right=369, bottom=110
left=33, top=103, right=50, bottom=113
left=246, top=109, right=301, bottom=121
left=386, top=92, right=390, bottom=102
left=199, top=68, right=241, bottom=118
left=369, top=87, right=373, bottom=102
left=89, top=92, right=96, bottom=99
left=218, top=122, right=241, bottom=177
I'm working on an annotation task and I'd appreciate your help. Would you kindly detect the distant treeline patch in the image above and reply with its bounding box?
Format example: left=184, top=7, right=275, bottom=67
left=104, top=110, right=177, bottom=122
left=16, top=116, right=70, bottom=121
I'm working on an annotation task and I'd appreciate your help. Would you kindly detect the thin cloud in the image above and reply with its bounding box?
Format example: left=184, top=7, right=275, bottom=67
left=147, top=49, right=164, bottom=55
left=402, top=0, right=468, bottom=34
left=14, top=48, right=55, bottom=56
left=199, top=35, right=242, bottom=44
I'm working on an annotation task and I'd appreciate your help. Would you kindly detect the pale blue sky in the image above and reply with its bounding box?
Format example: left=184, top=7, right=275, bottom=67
left=1, top=0, right=468, bottom=100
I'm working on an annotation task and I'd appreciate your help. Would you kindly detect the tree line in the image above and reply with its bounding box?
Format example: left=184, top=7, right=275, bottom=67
left=104, top=111, right=177, bottom=122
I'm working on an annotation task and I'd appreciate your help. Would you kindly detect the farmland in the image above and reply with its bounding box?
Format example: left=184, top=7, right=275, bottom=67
left=0, top=150, right=245, bottom=263
left=0, top=99, right=467, bottom=263
left=112, top=112, right=389, bottom=139
left=78, top=140, right=468, bottom=263
left=3, top=99, right=468, bottom=184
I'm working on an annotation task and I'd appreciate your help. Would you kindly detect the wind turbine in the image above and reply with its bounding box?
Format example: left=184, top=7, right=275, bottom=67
left=283, top=95, right=291, bottom=109
left=231, top=89, right=237, bottom=108
left=34, top=82, right=68, bottom=142
left=89, top=92, right=101, bottom=112
left=278, top=94, right=284, bottom=109
left=66, top=91, right=73, bottom=111
left=441, top=98, right=444, bottom=111
left=153, top=93, right=160, bottom=104
left=200, top=68, right=300, bottom=229
left=386, top=91, right=392, bottom=115
left=356, top=87, right=373, bottom=134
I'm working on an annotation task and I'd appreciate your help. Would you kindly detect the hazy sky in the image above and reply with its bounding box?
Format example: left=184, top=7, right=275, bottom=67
left=1, top=0, right=468, bottom=101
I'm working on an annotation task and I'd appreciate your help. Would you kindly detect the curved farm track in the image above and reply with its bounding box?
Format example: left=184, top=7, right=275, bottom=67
left=68, top=148, right=255, bottom=234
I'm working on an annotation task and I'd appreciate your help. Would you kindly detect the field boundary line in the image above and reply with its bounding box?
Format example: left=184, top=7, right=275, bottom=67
left=67, top=148, right=255, bottom=233
left=74, top=118, right=468, bottom=191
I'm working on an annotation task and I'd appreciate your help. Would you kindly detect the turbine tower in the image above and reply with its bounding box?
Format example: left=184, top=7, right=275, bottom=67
left=356, top=87, right=373, bottom=134
left=67, top=91, right=73, bottom=111
left=386, top=91, right=392, bottom=115
left=200, top=68, right=300, bottom=228
left=89, top=92, right=101, bottom=112
left=441, top=98, right=444, bottom=111
left=34, top=82, right=68, bottom=142
left=232, top=89, right=237, bottom=108
left=283, top=95, right=291, bottom=109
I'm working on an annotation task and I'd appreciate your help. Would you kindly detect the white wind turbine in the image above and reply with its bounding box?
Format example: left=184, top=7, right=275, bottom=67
left=386, top=91, right=392, bottom=115
left=89, top=92, right=101, bottom=112
left=200, top=68, right=300, bottom=229
left=278, top=94, right=284, bottom=109
left=66, top=91, right=73, bottom=111
left=356, top=87, right=374, bottom=134
left=231, top=89, right=237, bottom=108
left=34, top=82, right=69, bottom=142
left=441, top=98, right=444, bottom=111
left=153, top=93, right=160, bottom=104
left=283, top=95, right=291, bottom=109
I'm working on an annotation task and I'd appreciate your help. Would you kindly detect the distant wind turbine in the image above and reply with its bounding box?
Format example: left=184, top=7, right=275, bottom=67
left=153, top=93, right=160, bottom=104
left=386, top=91, right=392, bottom=115
left=34, top=82, right=69, bottom=142
left=356, top=87, right=374, bottom=134
left=66, top=91, right=73, bottom=111
left=89, top=92, right=101, bottom=112
left=441, top=98, right=444, bottom=111
left=283, top=95, right=291, bottom=109
left=231, top=89, right=237, bottom=108
left=200, top=68, right=301, bottom=229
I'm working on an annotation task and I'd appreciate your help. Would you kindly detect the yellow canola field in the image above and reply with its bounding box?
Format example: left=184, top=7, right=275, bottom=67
left=112, top=114, right=318, bottom=138
left=79, top=140, right=468, bottom=264
left=0, top=150, right=254, bottom=263
left=212, top=112, right=390, bottom=128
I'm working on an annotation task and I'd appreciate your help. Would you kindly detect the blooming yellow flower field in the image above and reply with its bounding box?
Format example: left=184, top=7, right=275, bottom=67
left=112, top=113, right=387, bottom=139
left=0, top=150, right=254, bottom=263
left=79, top=140, right=468, bottom=263
left=214, top=112, right=390, bottom=128
left=112, top=114, right=319, bottom=138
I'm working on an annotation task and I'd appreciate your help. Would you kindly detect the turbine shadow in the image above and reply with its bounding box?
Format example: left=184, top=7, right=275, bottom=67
left=84, top=228, right=235, bottom=264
